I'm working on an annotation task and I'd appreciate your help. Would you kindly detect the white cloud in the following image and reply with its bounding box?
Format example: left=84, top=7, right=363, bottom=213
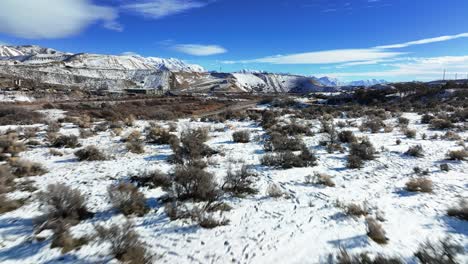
left=323, top=55, right=468, bottom=80
left=123, top=0, right=209, bottom=19
left=0, top=0, right=119, bottom=39
left=121, top=51, right=141, bottom=56
left=225, top=49, right=404, bottom=65
left=375, top=32, right=468, bottom=49
left=173, top=44, right=227, bottom=56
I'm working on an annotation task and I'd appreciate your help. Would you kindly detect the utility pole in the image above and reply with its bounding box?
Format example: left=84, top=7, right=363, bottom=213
left=443, top=69, right=446, bottom=81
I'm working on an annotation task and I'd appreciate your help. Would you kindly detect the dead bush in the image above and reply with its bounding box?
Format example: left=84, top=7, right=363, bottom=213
left=232, top=130, right=250, bottom=143
left=191, top=208, right=229, bottom=229
left=108, top=183, right=149, bottom=217
left=421, top=114, right=435, bottom=124
left=447, top=199, right=468, bottom=221
left=430, top=118, right=454, bottom=130
left=261, top=148, right=317, bottom=169
left=338, top=130, right=357, bottom=143
left=0, top=107, right=44, bottom=125
left=347, top=155, right=364, bottom=169
left=222, top=165, right=257, bottom=196
left=405, top=178, right=433, bottom=193
left=263, top=132, right=304, bottom=152
left=145, top=125, right=175, bottom=145
left=10, top=159, right=47, bottom=177
left=0, top=195, right=22, bottom=214
left=440, top=163, right=450, bottom=172
left=344, top=203, right=369, bottom=217
left=47, top=121, right=61, bottom=133
left=52, top=135, right=80, bottom=148
left=403, top=128, right=417, bottom=138
left=126, top=139, right=145, bottom=154
left=96, top=222, right=151, bottom=264
left=0, top=135, right=25, bottom=156
left=79, top=128, right=95, bottom=139
left=0, top=165, right=15, bottom=193
left=172, top=164, right=219, bottom=202
left=74, top=146, right=107, bottom=161
left=397, top=117, right=410, bottom=126
left=49, top=149, right=64, bottom=156
left=305, top=172, right=335, bottom=187
left=38, top=184, right=93, bottom=227
left=405, top=145, right=424, bottom=158
left=366, top=217, right=388, bottom=244
left=266, top=183, right=283, bottom=198
left=360, top=117, right=385, bottom=133
left=350, top=139, right=376, bottom=161
left=446, top=149, right=467, bottom=161
left=130, top=170, right=171, bottom=189
left=414, top=237, right=464, bottom=264
left=334, top=248, right=404, bottom=264
left=123, top=130, right=142, bottom=143
left=50, top=221, right=89, bottom=253
left=170, top=128, right=216, bottom=163
left=442, top=131, right=461, bottom=141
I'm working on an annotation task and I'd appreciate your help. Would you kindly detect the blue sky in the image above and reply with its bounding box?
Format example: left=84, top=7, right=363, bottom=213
left=0, top=0, right=467, bottom=81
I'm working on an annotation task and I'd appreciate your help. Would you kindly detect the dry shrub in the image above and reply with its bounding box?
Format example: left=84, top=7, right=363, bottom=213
left=447, top=199, right=468, bottom=221
left=172, top=164, right=219, bottom=202
left=349, top=139, right=376, bottom=161
left=123, top=130, right=142, bottom=143
left=131, top=170, right=171, bottom=189
left=421, top=114, right=435, bottom=124
left=0, top=134, right=25, bottom=157
left=232, top=130, right=250, bottom=143
left=266, top=183, right=283, bottom=198
left=346, top=154, right=364, bottom=169
left=50, top=222, right=89, bottom=253
left=170, top=128, right=216, bottom=163
left=49, top=149, right=64, bottom=156
left=96, top=222, right=151, bottom=264
left=52, top=135, right=80, bottom=148
left=0, top=106, right=44, bottom=125
left=366, top=217, right=388, bottom=244
left=79, top=128, right=95, bottom=139
left=145, top=125, right=175, bottom=145
left=261, top=148, right=317, bottom=169
left=344, top=203, right=368, bottom=217
left=398, top=117, right=410, bottom=126
left=38, top=184, right=93, bottom=228
left=440, top=163, right=450, bottom=172
left=263, top=132, right=304, bottom=152
left=126, top=140, right=145, bottom=154
left=74, top=146, right=107, bottom=161
left=403, top=128, right=417, bottom=138
left=108, top=183, right=149, bottom=217
left=47, top=121, right=61, bottom=133
left=442, top=131, right=461, bottom=141
left=23, top=127, right=39, bottom=139
left=405, top=145, right=424, bottom=158
left=10, top=159, right=47, bottom=177
left=405, top=178, right=433, bottom=193
left=360, top=117, right=385, bottom=133
left=338, top=130, right=357, bottom=143
left=305, top=172, right=335, bottom=187
left=430, top=118, right=453, bottom=130
left=446, top=149, right=467, bottom=161
left=0, top=165, right=15, bottom=193
left=414, top=237, right=464, bottom=264
left=222, top=165, right=257, bottom=196
left=191, top=208, right=229, bottom=229
left=0, top=194, right=22, bottom=214
left=334, top=248, right=403, bottom=264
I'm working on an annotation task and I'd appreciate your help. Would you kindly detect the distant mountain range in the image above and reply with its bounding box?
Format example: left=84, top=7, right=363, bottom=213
left=0, top=45, right=389, bottom=94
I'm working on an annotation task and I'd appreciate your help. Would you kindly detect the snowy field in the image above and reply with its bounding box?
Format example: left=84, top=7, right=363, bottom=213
left=0, top=107, right=466, bottom=264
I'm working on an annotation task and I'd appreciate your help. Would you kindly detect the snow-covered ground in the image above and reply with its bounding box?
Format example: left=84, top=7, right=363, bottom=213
left=0, top=111, right=466, bottom=263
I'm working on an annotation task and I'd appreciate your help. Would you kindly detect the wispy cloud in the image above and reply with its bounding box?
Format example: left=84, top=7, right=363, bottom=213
left=0, top=0, right=119, bottom=39
left=122, top=0, right=211, bottom=19
left=324, top=55, right=468, bottom=80
left=224, top=49, right=403, bottom=65
left=374, top=32, right=468, bottom=49
left=173, top=44, right=227, bottom=56
left=225, top=32, right=468, bottom=66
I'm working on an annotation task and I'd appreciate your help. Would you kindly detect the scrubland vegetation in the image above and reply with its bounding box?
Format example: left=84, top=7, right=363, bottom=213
left=0, top=87, right=466, bottom=263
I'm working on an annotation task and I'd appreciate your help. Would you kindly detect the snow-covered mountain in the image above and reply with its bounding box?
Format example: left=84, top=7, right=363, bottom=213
left=312, top=76, right=388, bottom=87
left=0, top=45, right=205, bottom=73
